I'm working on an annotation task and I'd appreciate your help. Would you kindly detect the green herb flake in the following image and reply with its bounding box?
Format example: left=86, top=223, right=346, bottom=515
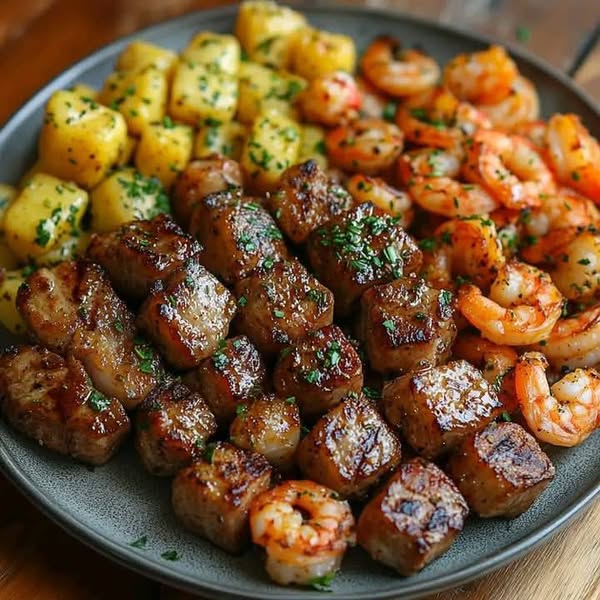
left=273, top=309, right=285, bottom=318
left=236, top=403, right=248, bottom=417
left=439, top=289, right=453, bottom=306
left=204, top=442, right=217, bottom=463
left=515, top=25, right=531, bottom=43
left=129, top=535, right=148, bottom=549
left=382, top=101, right=397, bottom=122
left=308, top=572, right=336, bottom=591
left=88, top=390, right=111, bottom=412
left=161, top=550, right=181, bottom=561
left=237, top=295, right=248, bottom=307
left=362, top=386, right=381, bottom=400
left=382, top=319, right=396, bottom=332
left=304, top=369, right=320, bottom=384
left=500, top=411, right=512, bottom=422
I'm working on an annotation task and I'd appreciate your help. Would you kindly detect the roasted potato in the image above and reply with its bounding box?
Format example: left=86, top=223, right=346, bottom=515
left=182, top=32, right=241, bottom=75
left=0, top=183, right=17, bottom=228
left=67, top=83, right=98, bottom=101
left=273, top=324, right=363, bottom=419
left=306, top=203, right=423, bottom=317
left=234, top=259, right=334, bottom=355
left=383, top=360, right=503, bottom=459
left=0, top=270, right=28, bottom=334
left=33, top=231, right=90, bottom=267
left=115, top=135, right=137, bottom=167
left=298, top=124, right=328, bottom=169
left=38, top=91, right=127, bottom=188
left=194, top=121, right=247, bottom=161
left=116, top=41, right=178, bottom=78
left=357, top=458, right=468, bottom=575
left=183, top=335, right=266, bottom=426
left=297, top=394, right=401, bottom=499
left=137, top=260, right=236, bottom=370
left=172, top=442, right=272, bottom=554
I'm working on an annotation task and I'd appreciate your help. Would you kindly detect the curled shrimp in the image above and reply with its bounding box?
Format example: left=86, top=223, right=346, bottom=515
left=355, top=75, right=390, bottom=119
left=361, top=36, right=440, bottom=97
left=397, top=147, right=461, bottom=185
left=515, top=352, right=600, bottom=446
left=463, top=130, right=556, bottom=209
left=443, top=45, right=518, bottom=105
left=513, top=119, right=547, bottom=149
left=545, top=113, right=600, bottom=203
left=298, top=71, right=361, bottom=127
left=458, top=261, right=563, bottom=345
left=325, top=118, right=404, bottom=175
left=250, top=480, right=356, bottom=587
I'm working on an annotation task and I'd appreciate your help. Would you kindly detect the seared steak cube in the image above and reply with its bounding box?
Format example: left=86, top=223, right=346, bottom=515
left=183, top=335, right=266, bottom=425
left=138, top=260, right=236, bottom=370
left=446, top=421, right=555, bottom=518
left=359, top=276, right=456, bottom=374
left=273, top=324, right=363, bottom=420
left=87, top=214, right=202, bottom=303
left=306, top=203, right=422, bottom=316
left=297, top=394, right=401, bottom=499
left=234, top=259, right=333, bottom=355
left=135, top=380, right=217, bottom=476
left=172, top=442, right=272, bottom=554
left=357, top=458, right=468, bottom=575
left=383, top=360, right=502, bottom=459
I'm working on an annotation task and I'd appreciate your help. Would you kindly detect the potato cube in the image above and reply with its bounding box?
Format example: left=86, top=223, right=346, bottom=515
left=116, top=41, right=178, bottom=78
left=67, top=83, right=98, bottom=100
left=383, top=360, right=502, bottom=459
left=99, top=66, right=168, bottom=135
left=182, top=32, right=241, bottom=75
left=194, top=120, right=247, bottom=161
left=183, top=335, right=266, bottom=425
left=0, top=271, right=27, bottom=334
left=170, top=61, right=238, bottom=125
left=241, top=111, right=301, bottom=192
left=115, top=135, right=137, bottom=167
left=38, top=91, right=127, bottom=188
left=138, top=261, right=236, bottom=370
left=0, top=183, right=17, bottom=229
left=89, top=168, right=171, bottom=233
left=299, top=124, right=328, bottom=169
left=273, top=324, right=363, bottom=419
left=34, top=231, right=90, bottom=267
left=446, top=422, right=555, bottom=518
left=291, top=28, right=356, bottom=80
left=357, top=458, right=468, bottom=575
left=4, top=174, right=87, bottom=260
left=172, top=441, right=272, bottom=554
left=359, top=276, right=456, bottom=374
left=234, top=259, right=334, bottom=355
left=135, top=121, right=193, bottom=188
left=306, top=203, right=423, bottom=317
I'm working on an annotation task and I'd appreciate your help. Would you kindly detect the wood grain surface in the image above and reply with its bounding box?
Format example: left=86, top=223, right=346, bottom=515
left=0, top=1, right=599, bottom=600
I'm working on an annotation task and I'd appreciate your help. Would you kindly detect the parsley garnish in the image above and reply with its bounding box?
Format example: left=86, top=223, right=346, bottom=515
left=161, top=550, right=180, bottom=561
left=308, top=572, right=336, bottom=591
left=129, top=535, right=148, bottom=549
left=88, top=390, right=110, bottom=412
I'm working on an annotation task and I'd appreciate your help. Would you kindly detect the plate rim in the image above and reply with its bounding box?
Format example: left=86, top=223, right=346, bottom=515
left=0, top=2, right=599, bottom=599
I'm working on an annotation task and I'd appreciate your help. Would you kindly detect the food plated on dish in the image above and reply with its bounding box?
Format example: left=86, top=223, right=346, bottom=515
left=0, top=0, right=599, bottom=594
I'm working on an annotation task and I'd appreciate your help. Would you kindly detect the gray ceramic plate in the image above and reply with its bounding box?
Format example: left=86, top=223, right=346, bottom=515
left=0, top=3, right=599, bottom=599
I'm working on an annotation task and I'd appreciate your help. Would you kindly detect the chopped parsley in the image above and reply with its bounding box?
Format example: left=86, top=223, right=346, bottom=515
left=515, top=25, right=531, bottom=43
left=382, top=101, right=397, bottom=122
left=161, top=550, right=181, bottom=561
left=204, top=442, right=217, bottom=463
left=362, top=386, right=381, bottom=400
left=382, top=319, right=396, bottom=332
left=88, top=390, right=111, bottom=412
left=304, top=369, right=321, bottom=384
left=236, top=404, right=248, bottom=417
left=308, top=572, right=336, bottom=591
left=129, top=535, right=148, bottom=549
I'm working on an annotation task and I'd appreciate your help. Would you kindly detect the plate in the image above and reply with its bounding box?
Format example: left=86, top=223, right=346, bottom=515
left=0, top=4, right=599, bottom=599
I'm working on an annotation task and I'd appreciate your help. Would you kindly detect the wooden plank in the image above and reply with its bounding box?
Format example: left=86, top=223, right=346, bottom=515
left=574, top=40, right=600, bottom=101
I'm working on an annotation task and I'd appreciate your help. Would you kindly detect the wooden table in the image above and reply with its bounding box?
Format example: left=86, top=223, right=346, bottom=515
left=0, top=1, right=599, bottom=599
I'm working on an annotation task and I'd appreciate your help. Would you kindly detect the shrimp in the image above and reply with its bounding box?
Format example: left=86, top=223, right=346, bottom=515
left=396, top=147, right=461, bottom=185
left=355, top=75, right=390, bottom=119
left=346, top=174, right=413, bottom=227
left=545, top=113, right=600, bottom=202
left=515, top=352, right=600, bottom=446
left=513, top=119, right=547, bottom=149
left=478, top=76, right=539, bottom=131
left=533, top=304, right=600, bottom=370
left=298, top=71, right=361, bottom=127
left=443, top=45, right=518, bottom=105
left=458, top=261, right=564, bottom=345
left=249, top=480, right=356, bottom=587
left=325, top=118, right=404, bottom=175
left=361, top=36, right=440, bottom=97
left=463, top=130, right=556, bottom=209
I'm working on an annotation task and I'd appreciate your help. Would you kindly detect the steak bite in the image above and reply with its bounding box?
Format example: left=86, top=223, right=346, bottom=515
left=446, top=421, right=555, bottom=518
left=383, top=360, right=502, bottom=459
left=268, top=159, right=353, bottom=244
left=183, top=335, right=266, bottom=426
left=87, top=214, right=202, bottom=303
left=272, top=324, right=363, bottom=420
left=135, top=380, right=217, bottom=476
left=359, top=276, right=456, bottom=374
left=357, top=458, right=468, bottom=576
left=233, top=259, right=334, bottom=355
left=306, top=203, right=422, bottom=316
left=189, top=189, right=289, bottom=284
left=138, top=260, right=236, bottom=370
left=297, top=394, right=401, bottom=499
left=172, top=442, right=272, bottom=554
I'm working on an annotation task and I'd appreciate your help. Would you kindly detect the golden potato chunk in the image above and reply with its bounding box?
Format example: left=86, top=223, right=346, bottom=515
left=172, top=442, right=272, bottom=554
left=87, top=214, right=201, bottom=303
left=116, top=41, right=178, bottom=78
left=183, top=335, right=266, bottom=426
left=190, top=190, right=288, bottom=284
left=0, top=270, right=28, bottom=334
left=193, top=120, right=247, bottom=161
left=383, top=360, right=502, bottom=459
left=446, top=421, right=555, bottom=518
left=38, top=91, right=127, bottom=188
left=137, top=261, right=236, bottom=370
left=298, top=124, right=328, bottom=169
left=306, top=203, right=423, bottom=317
left=135, top=380, right=217, bottom=476
left=182, top=32, right=241, bottom=75
left=234, top=259, right=334, bottom=355
left=0, top=183, right=17, bottom=229
left=0, top=346, right=130, bottom=465
left=269, top=160, right=353, bottom=244
left=273, top=324, right=363, bottom=420
left=357, top=458, right=468, bottom=576
left=359, top=276, right=456, bottom=374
